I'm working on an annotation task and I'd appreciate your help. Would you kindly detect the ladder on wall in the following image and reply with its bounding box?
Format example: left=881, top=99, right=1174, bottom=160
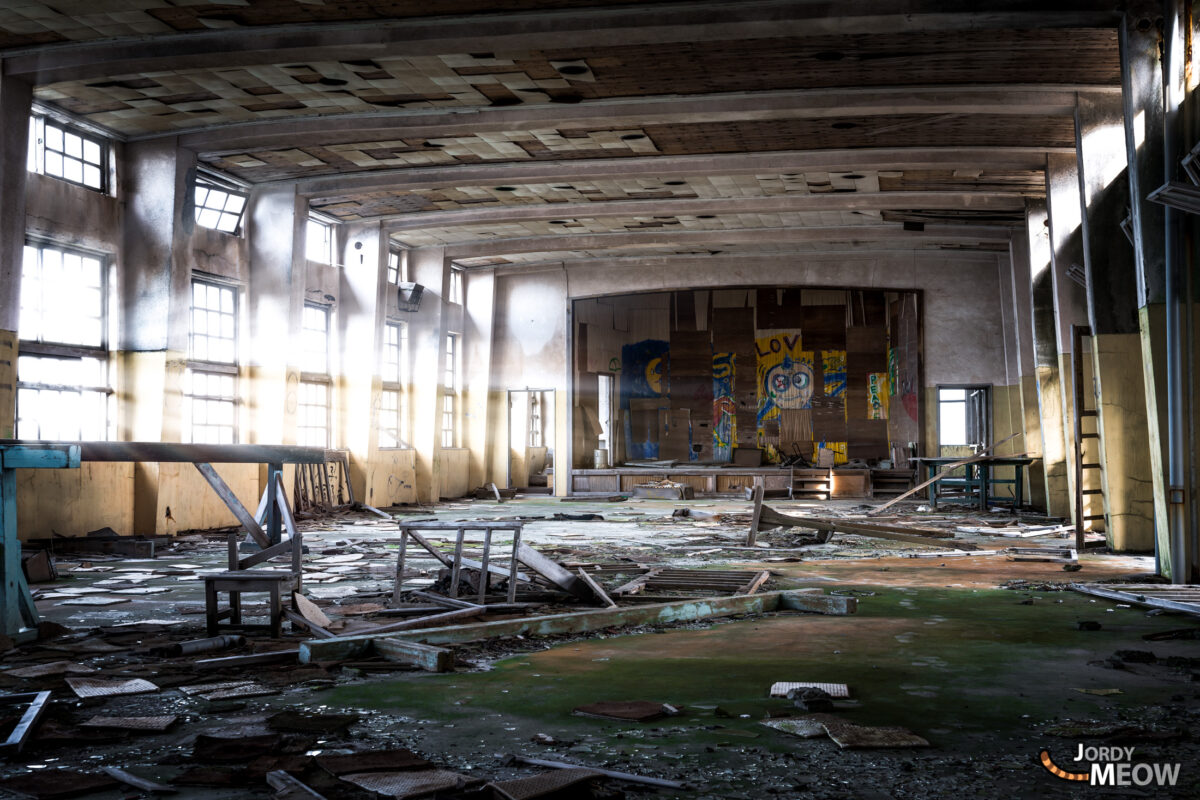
left=1071, top=325, right=1105, bottom=551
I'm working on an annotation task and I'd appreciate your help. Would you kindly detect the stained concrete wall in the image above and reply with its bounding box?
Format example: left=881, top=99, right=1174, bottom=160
left=488, top=252, right=1015, bottom=492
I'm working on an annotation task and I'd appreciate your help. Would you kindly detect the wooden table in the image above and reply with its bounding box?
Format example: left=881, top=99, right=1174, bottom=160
left=910, top=455, right=1035, bottom=511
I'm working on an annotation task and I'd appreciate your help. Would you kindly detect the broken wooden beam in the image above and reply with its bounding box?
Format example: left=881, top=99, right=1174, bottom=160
left=509, top=756, right=686, bottom=790
left=371, top=639, right=455, bottom=672
left=576, top=568, right=617, bottom=608
left=363, top=607, right=484, bottom=634
left=516, top=542, right=594, bottom=602
left=102, top=767, right=177, bottom=795
left=299, top=589, right=854, bottom=663
left=195, top=649, right=299, bottom=670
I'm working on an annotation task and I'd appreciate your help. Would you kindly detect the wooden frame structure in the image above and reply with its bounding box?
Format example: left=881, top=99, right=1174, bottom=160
left=393, top=521, right=525, bottom=605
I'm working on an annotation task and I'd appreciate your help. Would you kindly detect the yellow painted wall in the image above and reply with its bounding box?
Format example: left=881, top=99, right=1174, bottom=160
left=16, top=462, right=135, bottom=540
left=155, top=462, right=261, bottom=535
left=1092, top=333, right=1155, bottom=551
left=0, top=330, right=15, bottom=440
left=365, top=449, right=417, bottom=507
left=438, top=448, right=470, bottom=499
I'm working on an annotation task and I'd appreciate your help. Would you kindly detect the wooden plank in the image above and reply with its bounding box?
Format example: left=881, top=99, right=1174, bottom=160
left=103, top=767, right=178, bottom=795
left=372, top=638, right=455, bottom=672
left=194, top=462, right=270, bottom=549
left=1070, top=584, right=1200, bottom=617
left=516, top=543, right=593, bottom=601
left=299, top=590, right=852, bottom=662
left=364, top=607, right=484, bottom=634
left=739, top=571, right=771, bottom=595
left=195, top=649, right=299, bottom=669
left=576, top=568, right=617, bottom=608
left=238, top=538, right=293, bottom=569
left=406, top=529, right=532, bottom=582
left=748, top=484, right=765, bottom=545
left=265, top=771, right=325, bottom=800
left=610, top=568, right=659, bottom=596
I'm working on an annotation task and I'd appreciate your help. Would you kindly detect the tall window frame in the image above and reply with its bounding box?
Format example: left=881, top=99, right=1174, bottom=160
left=185, top=277, right=240, bottom=444
left=306, top=216, right=334, bottom=266
left=448, top=266, right=464, bottom=305
left=379, top=321, right=409, bottom=449
left=299, top=303, right=333, bottom=448
left=387, top=248, right=406, bottom=285
left=441, top=332, right=460, bottom=448
left=16, top=240, right=113, bottom=440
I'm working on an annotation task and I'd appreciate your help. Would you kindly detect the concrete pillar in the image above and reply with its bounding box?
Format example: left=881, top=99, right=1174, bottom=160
left=1075, top=91, right=1156, bottom=551
left=464, top=268, right=496, bottom=490
left=246, top=185, right=306, bottom=448
left=0, top=72, right=32, bottom=439
left=338, top=221, right=387, bottom=502
left=1045, top=153, right=1094, bottom=524
left=1027, top=200, right=1072, bottom=517
left=1122, top=3, right=1172, bottom=567
left=120, top=138, right=193, bottom=534
left=1008, top=232, right=1047, bottom=510
left=409, top=247, right=447, bottom=503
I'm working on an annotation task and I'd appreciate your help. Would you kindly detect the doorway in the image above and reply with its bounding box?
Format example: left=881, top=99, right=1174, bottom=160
left=507, top=388, right=555, bottom=491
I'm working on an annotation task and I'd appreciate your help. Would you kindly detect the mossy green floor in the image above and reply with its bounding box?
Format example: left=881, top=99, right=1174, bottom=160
left=316, top=583, right=1200, bottom=797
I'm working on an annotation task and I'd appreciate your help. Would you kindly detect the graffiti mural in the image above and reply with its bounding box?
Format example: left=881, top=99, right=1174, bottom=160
left=620, top=339, right=669, bottom=459
left=756, top=332, right=813, bottom=427
left=813, top=440, right=848, bottom=465
left=712, top=352, right=735, bottom=462
left=868, top=372, right=890, bottom=419
left=822, top=350, right=846, bottom=398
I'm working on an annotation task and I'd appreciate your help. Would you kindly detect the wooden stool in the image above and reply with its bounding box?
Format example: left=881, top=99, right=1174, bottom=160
left=203, top=571, right=295, bottom=638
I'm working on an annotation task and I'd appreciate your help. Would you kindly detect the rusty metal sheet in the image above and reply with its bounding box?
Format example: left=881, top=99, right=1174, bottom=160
left=488, top=768, right=601, bottom=800
left=339, top=769, right=473, bottom=798
left=823, top=721, right=929, bottom=749
left=65, top=677, right=157, bottom=698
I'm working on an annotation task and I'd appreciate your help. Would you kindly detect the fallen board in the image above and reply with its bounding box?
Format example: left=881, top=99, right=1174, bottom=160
left=300, top=589, right=855, bottom=663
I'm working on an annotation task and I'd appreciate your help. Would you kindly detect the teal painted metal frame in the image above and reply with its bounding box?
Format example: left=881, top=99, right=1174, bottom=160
left=0, top=444, right=80, bottom=640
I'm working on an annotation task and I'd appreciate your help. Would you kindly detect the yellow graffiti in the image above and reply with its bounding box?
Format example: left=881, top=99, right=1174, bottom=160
left=645, top=357, right=664, bottom=395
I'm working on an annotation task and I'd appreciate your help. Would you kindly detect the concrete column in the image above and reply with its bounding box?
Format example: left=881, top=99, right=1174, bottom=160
left=463, top=268, right=496, bottom=490
left=1075, top=91, right=1156, bottom=551
left=120, top=138, right=193, bottom=534
left=1045, top=154, right=1093, bottom=524
left=0, top=72, right=32, bottom=439
left=1027, top=200, right=1072, bottom=517
left=408, top=247, right=447, bottom=503
left=1008, top=232, right=1047, bottom=510
left=1122, top=4, right=1172, bottom=567
left=338, top=221, right=387, bottom=501
left=246, top=185, right=306, bottom=447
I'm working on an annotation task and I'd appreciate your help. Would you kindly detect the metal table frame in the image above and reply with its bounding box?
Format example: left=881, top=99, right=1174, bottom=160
left=910, top=455, right=1035, bottom=511
left=0, top=440, right=327, bottom=639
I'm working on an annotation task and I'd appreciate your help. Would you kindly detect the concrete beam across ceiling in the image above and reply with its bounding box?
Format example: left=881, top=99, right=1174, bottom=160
left=2, top=1, right=1119, bottom=84
left=378, top=191, right=1028, bottom=230
left=414, top=222, right=1015, bottom=258
left=296, top=148, right=1063, bottom=197
left=173, top=86, right=1105, bottom=151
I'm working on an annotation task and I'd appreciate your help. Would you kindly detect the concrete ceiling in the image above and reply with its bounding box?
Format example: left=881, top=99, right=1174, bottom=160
left=4, top=0, right=1127, bottom=269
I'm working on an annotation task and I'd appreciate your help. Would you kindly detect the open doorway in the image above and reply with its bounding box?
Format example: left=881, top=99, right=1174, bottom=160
left=508, top=389, right=555, bottom=492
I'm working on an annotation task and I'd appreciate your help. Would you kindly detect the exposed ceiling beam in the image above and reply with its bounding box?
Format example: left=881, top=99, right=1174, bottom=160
left=172, top=86, right=1105, bottom=151
left=3, top=1, right=1119, bottom=84
left=296, top=147, right=1061, bottom=196
left=378, top=191, right=1027, bottom=230
left=424, top=223, right=1014, bottom=258
left=474, top=247, right=1001, bottom=275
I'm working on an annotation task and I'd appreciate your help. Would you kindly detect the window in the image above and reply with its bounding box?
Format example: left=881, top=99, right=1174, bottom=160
left=938, top=386, right=990, bottom=449
left=449, top=267, right=464, bottom=304
left=528, top=394, right=542, bottom=448
left=17, top=242, right=112, bottom=440
left=185, top=278, right=239, bottom=443
left=194, top=178, right=247, bottom=234
left=300, top=303, right=332, bottom=448
left=387, top=249, right=405, bottom=285
left=306, top=217, right=333, bottom=265
left=27, top=115, right=107, bottom=192
left=379, top=322, right=409, bottom=448
left=441, top=333, right=459, bottom=448
left=597, top=374, right=613, bottom=454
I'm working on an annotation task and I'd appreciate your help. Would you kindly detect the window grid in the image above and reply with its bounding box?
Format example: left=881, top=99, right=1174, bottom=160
left=387, top=249, right=404, bottom=284
left=27, top=116, right=106, bottom=192
left=186, top=278, right=239, bottom=443
left=16, top=241, right=112, bottom=441
left=449, top=268, right=463, bottom=304
left=194, top=180, right=247, bottom=234
left=190, top=280, right=237, bottom=364
left=380, top=322, right=409, bottom=448
left=306, top=218, right=333, bottom=265
left=184, top=370, right=237, bottom=444
left=302, top=304, right=330, bottom=375
left=298, top=381, right=331, bottom=448
left=441, top=333, right=458, bottom=448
